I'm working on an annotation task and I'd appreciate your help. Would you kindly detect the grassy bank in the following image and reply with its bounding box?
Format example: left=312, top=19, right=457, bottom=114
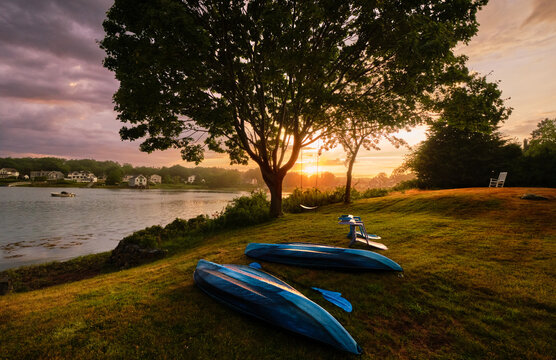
left=1, top=188, right=554, bottom=359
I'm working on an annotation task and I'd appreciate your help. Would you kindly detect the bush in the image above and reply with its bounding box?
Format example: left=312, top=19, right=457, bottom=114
left=214, top=191, right=271, bottom=228
left=391, top=179, right=423, bottom=191
left=120, top=225, right=165, bottom=249
left=115, top=191, right=272, bottom=252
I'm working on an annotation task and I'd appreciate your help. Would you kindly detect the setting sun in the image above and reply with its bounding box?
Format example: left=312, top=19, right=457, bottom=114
left=303, top=165, right=319, bottom=176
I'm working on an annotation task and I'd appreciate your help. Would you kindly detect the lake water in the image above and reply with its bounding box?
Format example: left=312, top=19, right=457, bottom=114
left=0, top=187, right=245, bottom=271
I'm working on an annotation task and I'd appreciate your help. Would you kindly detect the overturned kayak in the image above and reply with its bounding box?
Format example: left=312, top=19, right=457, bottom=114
left=245, top=243, right=403, bottom=272
left=194, top=259, right=362, bottom=354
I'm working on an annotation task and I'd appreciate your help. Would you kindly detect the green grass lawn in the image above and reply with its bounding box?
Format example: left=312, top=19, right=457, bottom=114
left=1, top=188, right=554, bottom=359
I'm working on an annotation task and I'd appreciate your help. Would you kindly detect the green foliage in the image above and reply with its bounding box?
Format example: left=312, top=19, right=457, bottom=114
left=517, top=144, right=556, bottom=187
left=434, top=74, right=512, bottom=132
left=525, top=118, right=556, bottom=156
left=101, top=0, right=486, bottom=217
left=359, top=188, right=389, bottom=198
left=391, top=179, right=422, bottom=191
left=119, top=192, right=271, bottom=250
left=404, top=123, right=520, bottom=188
left=120, top=225, right=165, bottom=249
left=214, top=191, right=271, bottom=229
left=406, top=117, right=556, bottom=189
left=105, top=167, right=123, bottom=185
left=0, top=157, right=254, bottom=188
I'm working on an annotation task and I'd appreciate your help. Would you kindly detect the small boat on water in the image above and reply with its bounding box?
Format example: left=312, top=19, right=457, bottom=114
left=194, top=259, right=362, bottom=354
left=51, top=191, right=76, bottom=197
left=245, top=242, right=402, bottom=271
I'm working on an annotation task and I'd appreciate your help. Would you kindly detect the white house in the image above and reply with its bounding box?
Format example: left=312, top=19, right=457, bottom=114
left=149, top=174, right=162, bottom=184
left=123, top=175, right=133, bottom=182
left=67, top=171, right=97, bottom=183
left=129, top=174, right=147, bottom=187
left=187, top=175, right=196, bottom=183
left=0, top=168, right=19, bottom=179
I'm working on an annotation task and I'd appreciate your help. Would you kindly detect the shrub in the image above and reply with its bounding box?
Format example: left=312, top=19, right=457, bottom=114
left=214, top=191, right=271, bottom=228
left=391, top=179, right=422, bottom=191
left=359, top=188, right=389, bottom=198
left=115, top=191, right=272, bottom=252
left=120, top=225, right=165, bottom=249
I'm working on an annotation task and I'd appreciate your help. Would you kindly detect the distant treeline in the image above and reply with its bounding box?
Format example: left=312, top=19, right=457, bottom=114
left=281, top=171, right=414, bottom=190
left=0, top=157, right=263, bottom=188
left=0, top=157, right=413, bottom=189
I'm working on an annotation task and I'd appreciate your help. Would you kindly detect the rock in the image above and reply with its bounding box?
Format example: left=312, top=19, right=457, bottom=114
left=520, top=194, right=549, bottom=201
left=109, top=242, right=167, bottom=268
left=0, top=276, right=12, bottom=295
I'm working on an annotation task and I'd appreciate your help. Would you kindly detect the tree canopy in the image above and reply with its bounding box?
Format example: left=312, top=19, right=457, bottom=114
left=101, top=0, right=488, bottom=216
left=403, top=74, right=516, bottom=188
left=526, top=118, right=556, bottom=156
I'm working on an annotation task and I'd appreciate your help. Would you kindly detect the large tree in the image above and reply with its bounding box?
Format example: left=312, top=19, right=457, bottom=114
left=101, top=0, right=487, bottom=217
left=404, top=74, right=514, bottom=188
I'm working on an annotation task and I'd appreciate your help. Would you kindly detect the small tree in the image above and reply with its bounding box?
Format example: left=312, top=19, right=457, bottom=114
left=101, top=0, right=487, bottom=217
left=326, top=99, right=419, bottom=203
left=106, top=167, right=123, bottom=185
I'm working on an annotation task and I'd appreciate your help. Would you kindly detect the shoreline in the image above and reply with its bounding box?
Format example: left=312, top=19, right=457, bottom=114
left=1, top=182, right=262, bottom=192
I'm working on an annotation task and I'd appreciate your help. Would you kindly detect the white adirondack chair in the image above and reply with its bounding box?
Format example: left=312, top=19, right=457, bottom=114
left=489, top=172, right=507, bottom=187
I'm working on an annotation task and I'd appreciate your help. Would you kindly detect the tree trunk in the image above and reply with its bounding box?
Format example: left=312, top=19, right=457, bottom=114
left=261, top=168, right=285, bottom=218
left=344, top=156, right=356, bottom=204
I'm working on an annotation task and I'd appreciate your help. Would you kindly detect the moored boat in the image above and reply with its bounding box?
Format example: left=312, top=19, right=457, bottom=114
left=245, top=242, right=402, bottom=271
left=51, top=191, right=76, bottom=197
left=193, top=259, right=362, bottom=354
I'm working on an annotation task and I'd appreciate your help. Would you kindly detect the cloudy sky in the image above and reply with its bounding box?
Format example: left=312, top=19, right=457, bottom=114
left=1, top=0, right=555, bottom=176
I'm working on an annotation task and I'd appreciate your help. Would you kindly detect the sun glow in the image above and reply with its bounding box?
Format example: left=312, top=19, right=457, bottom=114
left=303, top=165, right=319, bottom=176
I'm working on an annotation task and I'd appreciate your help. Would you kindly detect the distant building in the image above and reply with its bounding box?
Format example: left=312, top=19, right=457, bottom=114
left=30, top=170, right=51, bottom=179
left=122, top=175, right=133, bottom=182
left=67, top=171, right=97, bottom=183
left=149, top=174, right=162, bottom=184
left=0, top=168, right=19, bottom=179
left=46, top=171, right=64, bottom=181
left=187, top=175, right=196, bottom=183
left=129, top=174, right=147, bottom=187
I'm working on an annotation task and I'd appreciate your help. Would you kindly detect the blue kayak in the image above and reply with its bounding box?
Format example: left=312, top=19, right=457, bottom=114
left=194, top=259, right=362, bottom=354
left=245, top=242, right=403, bottom=271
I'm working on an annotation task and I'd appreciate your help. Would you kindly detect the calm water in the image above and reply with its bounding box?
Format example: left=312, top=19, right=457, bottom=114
left=0, top=187, right=244, bottom=271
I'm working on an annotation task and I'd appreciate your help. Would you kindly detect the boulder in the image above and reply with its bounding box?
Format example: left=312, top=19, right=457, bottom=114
left=0, top=276, right=12, bottom=295
left=520, top=194, right=549, bottom=201
left=109, top=241, right=167, bottom=269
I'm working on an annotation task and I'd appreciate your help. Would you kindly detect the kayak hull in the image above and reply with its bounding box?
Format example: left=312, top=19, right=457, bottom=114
left=245, top=243, right=402, bottom=271
left=194, top=259, right=362, bottom=354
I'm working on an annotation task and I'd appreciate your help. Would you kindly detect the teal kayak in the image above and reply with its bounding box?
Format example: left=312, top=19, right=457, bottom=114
left=194, top=259, right=362, bottom=354
left=245, top=242, right=402, bottom=271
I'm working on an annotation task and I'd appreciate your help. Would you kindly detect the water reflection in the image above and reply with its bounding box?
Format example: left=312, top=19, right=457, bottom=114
left=0, top=187, right=243, bottom=270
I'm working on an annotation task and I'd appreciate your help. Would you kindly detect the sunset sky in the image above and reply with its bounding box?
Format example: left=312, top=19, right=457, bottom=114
left=1, top=0, right=555, bottom=177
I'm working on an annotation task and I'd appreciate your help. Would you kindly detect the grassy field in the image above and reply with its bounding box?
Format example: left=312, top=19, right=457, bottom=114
left=1, top=188, right=554, bottom=359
